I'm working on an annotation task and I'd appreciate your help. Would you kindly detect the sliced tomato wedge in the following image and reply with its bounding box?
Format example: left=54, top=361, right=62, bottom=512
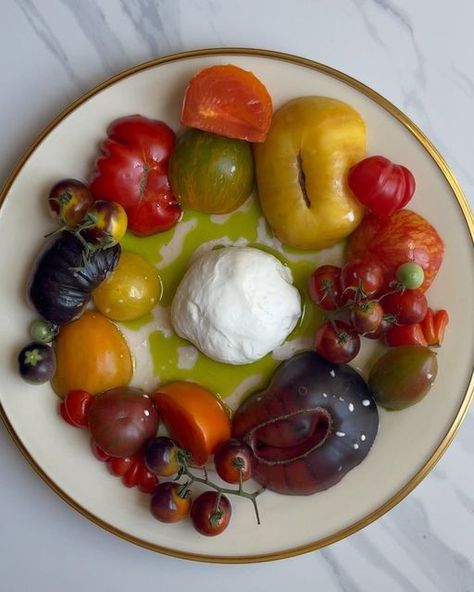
left=181, top=64, right=273, bottom=143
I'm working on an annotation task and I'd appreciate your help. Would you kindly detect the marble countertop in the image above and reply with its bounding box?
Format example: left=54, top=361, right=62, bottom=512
left=1, top=1, right=473, bottom=590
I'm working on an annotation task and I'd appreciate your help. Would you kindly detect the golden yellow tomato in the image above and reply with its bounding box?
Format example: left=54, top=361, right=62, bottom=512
left=254, top=96, right=366, bottom=250
left=93, top=251, right=161, bottom=321
left=52, top=311, right=133, bottom=398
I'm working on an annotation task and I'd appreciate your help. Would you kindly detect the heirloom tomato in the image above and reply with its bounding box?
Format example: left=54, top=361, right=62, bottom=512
left=348, top=155, right=415, bottom=218
left=150, top=482, right=191, bottom=523
left=181, top=64, right=273, bottom=142
left=93, top=251, right=161, bottom=321
left=152, top=382, right=231, bottom=466
left=90, top=115, right=181, bottom=236
left=346, top=209, right=444, bottom=293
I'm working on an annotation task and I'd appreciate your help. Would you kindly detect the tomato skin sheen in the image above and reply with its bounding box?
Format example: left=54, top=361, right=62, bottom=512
left=181, top=65, right=273, bottom=142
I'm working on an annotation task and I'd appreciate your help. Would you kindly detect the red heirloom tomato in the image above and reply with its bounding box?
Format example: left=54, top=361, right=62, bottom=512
left=348, top=155, right=415, bottom=217
left=89, top=115, right=181, bottom=236
left=59, top=389, right=93, bottom=428
left=181, top=64, right=273, bottom=143
left=346, top=209, right=444, bottom=293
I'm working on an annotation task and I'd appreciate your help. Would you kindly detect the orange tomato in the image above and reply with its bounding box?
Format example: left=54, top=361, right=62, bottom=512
left=52, top=311, right=133, bottom=398
left=152, top=382, right=231, bottom=466
left=181, top=64, right=273, bottom=143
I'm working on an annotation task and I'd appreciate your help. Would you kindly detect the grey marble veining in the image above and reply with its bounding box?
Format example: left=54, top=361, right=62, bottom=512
left=1, top=1, right=474, bottom=591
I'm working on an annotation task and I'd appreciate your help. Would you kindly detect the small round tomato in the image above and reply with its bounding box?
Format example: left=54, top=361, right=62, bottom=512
left=384, top=323, right=427, bottom=347
left=59, top=389, right=93, bottom=428
left=308, top=265, right=342, bottom=311
left=396, top=262, right=425, bottom=290
left=341, top=259, right=384, bottom=302
left=150, top=482, right=191, bottom=523
left=30, top=319, right=57, bottom=344
left=92, top=251, right=161, bottom=321
left=315, top=320, right=360, bottom=364
left=190, top=491, right=232, bottom=536
left=144, top=437, right=181, bottom=477
left=350, top=300, right=384, bottom=335
left=364, top=316, right=393, bottom=340
left=81, top=200, right=128, bottom=248
left=18, top=342, right=56, bottom=385
left=48, top=179, right=94, bottom=228
left=214, top=439, right=253, bottom=484
left=381, top=289, right=428, bottom=325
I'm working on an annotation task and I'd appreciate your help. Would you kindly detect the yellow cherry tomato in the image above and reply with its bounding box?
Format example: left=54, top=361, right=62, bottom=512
left=93, top=251, right=162, bottom=321
left=52, top=311, right=133, bottom=398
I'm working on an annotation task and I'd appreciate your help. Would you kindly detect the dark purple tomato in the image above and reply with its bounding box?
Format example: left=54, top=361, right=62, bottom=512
left=88, top=387, right=159, bottom=458
left=150, top=482, right=191, bottom=523
left=214, top=439, right=253, bottom=484
left=144, top=437, right=180, bottom=477
left=190, top=491, right=232, bottom=536
left=18, top=342, right=56, bottom=384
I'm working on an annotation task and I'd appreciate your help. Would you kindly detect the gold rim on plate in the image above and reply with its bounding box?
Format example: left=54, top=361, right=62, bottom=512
left=1, top=47, right=474, bottom=563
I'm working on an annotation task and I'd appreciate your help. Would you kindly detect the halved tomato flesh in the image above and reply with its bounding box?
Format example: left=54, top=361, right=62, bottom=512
left=181, top=64, right=273, bottom=143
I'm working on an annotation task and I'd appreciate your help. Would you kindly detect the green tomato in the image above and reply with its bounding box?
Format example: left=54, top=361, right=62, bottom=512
left=169, top=129, right=254, bottom=214
left=30, top=319, right=57, bottom=343
left=396, top=262, right=425, bottom=289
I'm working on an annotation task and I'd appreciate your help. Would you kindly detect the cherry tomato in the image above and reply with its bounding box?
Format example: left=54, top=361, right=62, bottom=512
left=348, top=155, right=416, bottom=218
left=341, top=259, right=384, bottom=303
left=350, top=300, right=384, bottom=335
left=384, top=323, right=427, bottom=347
left=308, top=265, right=342, bottom=311
left=81, top=200, right=128, bottom=248
left=107, top=456, right=134, bottom=478
left=144, top=437, right=181, bottom=477
left=150, top=482, right=191, bottom=523
left=190, top=491, right=232, bottom=536
left=214, top=439, right=253, bottom=484
left=364, top=316, right=393, bottom=340
left=48, top=179, right=94, bottom=228
left=381, top=289, right=428, bottom=325
left=59, top=389, right=93, bottom=428
left=396, top=262, right=425, bottom=290
left=315, top=320, right=361, bottom=364
left=181, top=64, right=273, bottom=143
left=29, top=319, right=57, bottom=344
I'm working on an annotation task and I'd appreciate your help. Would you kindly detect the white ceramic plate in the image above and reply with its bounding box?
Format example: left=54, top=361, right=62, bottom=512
left=1, top=49, right=474, bottom=563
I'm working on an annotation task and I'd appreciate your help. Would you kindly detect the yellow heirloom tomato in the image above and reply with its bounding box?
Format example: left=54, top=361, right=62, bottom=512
left=93, top=251, right=161, bottom=322
left=253, top=96, right=366, bottom=250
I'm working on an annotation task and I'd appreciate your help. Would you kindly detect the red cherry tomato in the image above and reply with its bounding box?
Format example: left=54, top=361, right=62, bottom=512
left=341, top=259, right=384, bottom=302
left=190, top=491, right=232, bottom=536
left=381, top=289, right=428, bottom=325
left=315, top=320, right=361, bottom=364
left=90, top=115, right=181, bottom=236
left=214, top=439, right=253, bottom=484
left=384, top=323, right=427, bottom=347
left=150, top=482, right=191, bottom=523
left=59, top=389, right=93, bottom=428
left=181, top=65, right=273, bottom=143
left=308, top=265, right=342, bottom=311
left=350, top=300, right=384, bottom=335
left=81, top=200, right=128, bottom=248
left=348, top=155, right=416, bottom=218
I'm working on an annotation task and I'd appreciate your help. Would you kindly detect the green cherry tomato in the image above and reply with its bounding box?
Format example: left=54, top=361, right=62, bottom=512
left=30, top=319, right=58, bottom=343
left=396, top=262, right=425, bottom=290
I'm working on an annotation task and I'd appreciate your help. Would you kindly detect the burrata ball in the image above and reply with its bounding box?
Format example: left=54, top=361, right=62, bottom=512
left=171, top=246, right=301, bottom=365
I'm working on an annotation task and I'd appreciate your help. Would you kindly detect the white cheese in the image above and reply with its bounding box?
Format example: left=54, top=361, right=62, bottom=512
left=171, top=246, right=301, bottom=365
